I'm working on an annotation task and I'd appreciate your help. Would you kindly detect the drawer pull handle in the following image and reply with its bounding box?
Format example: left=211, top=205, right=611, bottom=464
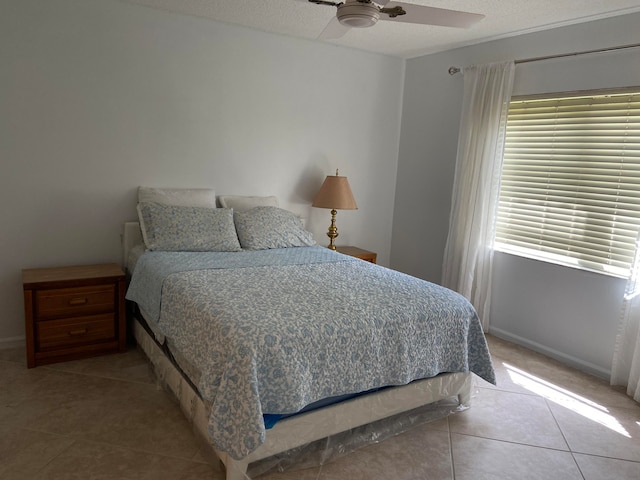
left=68, top=297, right=88, bottom=306
left=68, top=328, right=88, bottom=336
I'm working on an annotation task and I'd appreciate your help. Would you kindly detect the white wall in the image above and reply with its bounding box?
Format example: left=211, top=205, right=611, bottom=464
left=0, top=0, right=405, bottom=342
left=393, top=13, right=640, bottom=378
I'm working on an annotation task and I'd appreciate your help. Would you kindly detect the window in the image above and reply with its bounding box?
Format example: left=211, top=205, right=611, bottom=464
left=495, top=89, right=640, bottom=278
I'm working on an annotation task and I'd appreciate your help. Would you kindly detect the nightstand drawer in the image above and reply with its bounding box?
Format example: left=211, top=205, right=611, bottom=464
left=37, top=314, right=116, bottom=350
left=36, top=284, right=115, bottom=320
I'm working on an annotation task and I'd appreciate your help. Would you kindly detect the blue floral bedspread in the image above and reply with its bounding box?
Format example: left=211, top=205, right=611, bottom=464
left=126, top=246, right=495, bottom=460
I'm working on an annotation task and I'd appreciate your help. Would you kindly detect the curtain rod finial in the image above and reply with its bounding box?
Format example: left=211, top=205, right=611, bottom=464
left=448, top=66, right=461, bottom=75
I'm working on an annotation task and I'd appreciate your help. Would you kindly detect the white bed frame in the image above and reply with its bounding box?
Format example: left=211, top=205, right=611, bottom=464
left=123, top=222, right=473, bottom=480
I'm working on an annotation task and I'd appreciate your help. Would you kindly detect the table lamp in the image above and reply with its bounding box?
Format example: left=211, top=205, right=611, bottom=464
left=312, top=169, right=358, bottom=250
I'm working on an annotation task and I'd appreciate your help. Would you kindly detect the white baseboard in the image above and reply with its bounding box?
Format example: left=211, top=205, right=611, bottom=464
left=0, top=336, right=25, bottom=350
left=488, top=327, right=611, bottom=380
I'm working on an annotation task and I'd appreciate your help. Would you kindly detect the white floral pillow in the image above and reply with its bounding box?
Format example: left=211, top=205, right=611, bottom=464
left=234, top=206, right=316, bottom=250
left=137, top=202, right=241, bottom=252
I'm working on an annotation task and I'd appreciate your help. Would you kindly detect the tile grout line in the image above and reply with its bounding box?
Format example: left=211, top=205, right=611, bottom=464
left=543, top=397, right=587, bottom=480
left=450, top=431, right=574, bottom=455
left=536, top=395, right=640, bottom=468
left=447, top=416, right=457, bottom=479
left=14, top=360, right=207, bottom=468
left=19, top=426, right=207, bottom=464
left=43, top=438, right=78, bottom=475
left=42, top=366, right=157, bottom=386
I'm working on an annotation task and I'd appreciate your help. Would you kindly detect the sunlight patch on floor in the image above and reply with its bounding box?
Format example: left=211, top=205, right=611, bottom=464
left=503, top=362, right=631, bottom=438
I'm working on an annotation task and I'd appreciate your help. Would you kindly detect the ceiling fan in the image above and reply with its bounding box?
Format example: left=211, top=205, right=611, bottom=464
left=305, top=0, right=484, bottom=39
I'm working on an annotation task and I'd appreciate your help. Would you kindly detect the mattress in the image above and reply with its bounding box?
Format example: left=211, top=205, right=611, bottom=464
left=126, top=246, right=495, bottom=460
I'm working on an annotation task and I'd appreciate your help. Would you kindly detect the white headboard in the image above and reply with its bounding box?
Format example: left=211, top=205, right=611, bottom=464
left=122, top=222, right=143, bottom=270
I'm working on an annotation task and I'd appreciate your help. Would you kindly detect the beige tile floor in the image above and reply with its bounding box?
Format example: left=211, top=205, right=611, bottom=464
left=1, top=335, right=639, bottom=479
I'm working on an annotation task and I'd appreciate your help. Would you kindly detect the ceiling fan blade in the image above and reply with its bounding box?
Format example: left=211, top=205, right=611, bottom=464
left=382, top=2, right=484, bottom=28
left=307, top=0, right=340, bottom=6
left=319, top=16, right=351, bottom=39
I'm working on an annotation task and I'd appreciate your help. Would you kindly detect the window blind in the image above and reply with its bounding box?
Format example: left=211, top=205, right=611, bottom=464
left=495, top=90, right=640, bottom=278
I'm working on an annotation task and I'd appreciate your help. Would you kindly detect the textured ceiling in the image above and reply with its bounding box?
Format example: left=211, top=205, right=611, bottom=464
left=118, top=0, right=640, bottom=58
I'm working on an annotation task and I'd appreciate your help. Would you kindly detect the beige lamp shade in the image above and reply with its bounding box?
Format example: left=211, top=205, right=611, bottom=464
left=312, top=171, right=358, bottom=210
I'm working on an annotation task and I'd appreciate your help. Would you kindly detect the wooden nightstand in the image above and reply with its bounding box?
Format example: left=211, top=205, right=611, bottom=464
left=336, top=246, right=377, bottom=264
left=22, top=263, right=126, bottom=368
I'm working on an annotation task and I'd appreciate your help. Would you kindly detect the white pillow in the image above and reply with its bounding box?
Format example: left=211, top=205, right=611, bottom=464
left=138, top=187, right=217, bottom=208
left=218, top=195, right=278, bottom=212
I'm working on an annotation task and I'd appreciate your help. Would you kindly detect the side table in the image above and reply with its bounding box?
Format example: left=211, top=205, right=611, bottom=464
left=23, top=263, right=126, bottom=368
left=335, top=246, right=377, bottom=264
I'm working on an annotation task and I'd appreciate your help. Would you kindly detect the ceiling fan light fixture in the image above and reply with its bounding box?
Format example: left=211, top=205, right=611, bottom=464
left=336, top=3, right=380, bottom=28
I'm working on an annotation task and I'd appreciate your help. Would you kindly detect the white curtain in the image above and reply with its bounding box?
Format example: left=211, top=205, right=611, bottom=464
left=442, top=61, right=515, bottom=331
left=611, top=236, right=640, bottom=402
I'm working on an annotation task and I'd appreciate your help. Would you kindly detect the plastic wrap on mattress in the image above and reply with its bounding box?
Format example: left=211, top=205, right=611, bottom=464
left=133, top=317, right=473, bottom=480
left=247, top=397, right=468, bottom=478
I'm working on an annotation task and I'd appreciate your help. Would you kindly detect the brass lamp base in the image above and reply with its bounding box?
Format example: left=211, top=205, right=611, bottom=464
left=326, top=208, right=338, bottom=250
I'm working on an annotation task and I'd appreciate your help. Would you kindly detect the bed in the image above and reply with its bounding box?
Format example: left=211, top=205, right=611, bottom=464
left=123, top=188, right=495, bottom=480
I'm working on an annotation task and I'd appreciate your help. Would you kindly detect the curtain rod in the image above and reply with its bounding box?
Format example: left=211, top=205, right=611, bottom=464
left=447, top=42, right=640, bottom=75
